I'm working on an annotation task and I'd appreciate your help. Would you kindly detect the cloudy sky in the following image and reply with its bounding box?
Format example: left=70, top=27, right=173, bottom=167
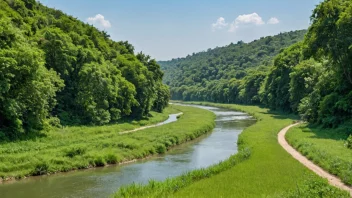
left=39, top=0, right=321, bottom=60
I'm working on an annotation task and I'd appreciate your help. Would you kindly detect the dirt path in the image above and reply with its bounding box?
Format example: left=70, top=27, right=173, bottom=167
left=119, top=113, right=183, bottom=135
left=278, top=123, right=352, bottom=196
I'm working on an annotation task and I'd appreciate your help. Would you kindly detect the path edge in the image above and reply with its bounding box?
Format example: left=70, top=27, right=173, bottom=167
left=278, top=122, right=352, bottom=196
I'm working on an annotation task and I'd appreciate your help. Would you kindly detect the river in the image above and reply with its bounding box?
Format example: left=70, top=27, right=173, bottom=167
left=0, top=104, right=255, bottom=198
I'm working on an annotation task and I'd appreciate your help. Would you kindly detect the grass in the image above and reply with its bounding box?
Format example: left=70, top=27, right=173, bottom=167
left=0, top=105, right=216, bottom=181
left=286, top=123, right=352, bottom=185
left=113, top=102, right=349, bottom=198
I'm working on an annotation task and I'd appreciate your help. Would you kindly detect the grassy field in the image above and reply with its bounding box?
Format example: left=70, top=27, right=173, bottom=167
left=286, top=123, right=352, bottom=185
left=114, top=102, right=349, bottom=198
left=0, top=105, right=215, bottom=181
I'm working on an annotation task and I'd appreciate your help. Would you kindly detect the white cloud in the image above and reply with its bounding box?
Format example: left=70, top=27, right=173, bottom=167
left=87, top=14, right=111, bottom=29
left=267, top=17, right=280, bottom=24
left=229, top=13, right=265, bottom=32
left=212, top=17, right=228, bottom=31
left=235, top=13, right=265, bottom=25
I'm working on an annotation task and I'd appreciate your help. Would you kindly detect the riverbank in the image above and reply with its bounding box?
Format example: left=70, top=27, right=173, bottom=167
left=279, top=123, right=352, bottom=195
left=0, top=105, right=215, bottom=183
left=286, top=123, right=352, bottom=187
left=114, top=102, right=349, bottom=197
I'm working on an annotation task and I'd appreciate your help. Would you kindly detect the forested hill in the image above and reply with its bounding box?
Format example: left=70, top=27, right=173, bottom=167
left=160, top=30, right=306, bottom=97
left=161, top=0, right=352, bottom=129
left=0, top=0, right=169, bottom=139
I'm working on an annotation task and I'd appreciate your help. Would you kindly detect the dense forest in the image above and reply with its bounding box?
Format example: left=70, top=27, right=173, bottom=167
left=160, top=30, right=306, bottom=102
left=0, top=0, right=169, bottom=140
left=161, top=0, right=352, bottom=129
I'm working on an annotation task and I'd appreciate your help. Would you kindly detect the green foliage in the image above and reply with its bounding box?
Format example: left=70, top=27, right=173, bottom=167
left=114, top=102, right=347, bottom=197
left=163, top=0, right=352, bottom=129
left=304, top=0, right=352, bottom=87
left=259, top=42, right=303, bottom=111
left=160, top=30, right=307, bottom=103
left=32, top=162, right=50, bottom=176
left=300, top=0, right=352, bottom=126
left=114, top=147, right=252, bottom=198
left=286, top=124, right=352, bottom=186
left=65, top=146, right=86, bottom=158
left=289, top=60, right=322, bottom=112
left=0, top=17, right=64, bottom=138
left=347, top=135, right=352, bottom=149
left=0, top=0, right=169, bottom=137
left=0, top=105, right=215, bottom=179
left=285, top=177, right=349, bottom=198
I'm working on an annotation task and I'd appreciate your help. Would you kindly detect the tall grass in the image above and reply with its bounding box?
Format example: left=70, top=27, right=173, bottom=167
left=114, top=148, right=252, bottom=197
left=286, top=124, right=352, bottom=185
left=113, top=102, right=349, bottom=197
left=0, top=105, right=215, bottom=181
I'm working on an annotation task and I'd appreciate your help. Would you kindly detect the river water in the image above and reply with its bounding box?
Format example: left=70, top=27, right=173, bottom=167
left=0, top=105, right=255, bottom=198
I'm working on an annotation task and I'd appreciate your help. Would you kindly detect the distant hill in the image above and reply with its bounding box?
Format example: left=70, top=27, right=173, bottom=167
left=159, top=30, right=306, bottom=99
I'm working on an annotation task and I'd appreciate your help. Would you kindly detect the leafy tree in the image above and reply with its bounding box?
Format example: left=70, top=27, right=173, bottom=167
left=260, top=43, right=303, bottom=111
left=289, top=60, right=322, bottom=112
left=0, top=18, right=63, bottom=138
left=0, top=0, right=169, bottom=137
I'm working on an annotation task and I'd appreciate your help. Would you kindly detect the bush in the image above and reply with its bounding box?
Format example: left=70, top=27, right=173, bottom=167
left=346, top=135, right=352, bottom=149
left=32, top=162, right=50, bottom=176
left=156, top=144, right=166, bottom=154
left=65, top=147, right=86, bottom=158
left=105, top=153, right=120, bottom=164
left=94, top=156, right=106, bottom=167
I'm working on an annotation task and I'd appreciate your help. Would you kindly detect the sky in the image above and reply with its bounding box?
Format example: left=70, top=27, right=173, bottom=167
left=38, top=0, right=321, bottom=61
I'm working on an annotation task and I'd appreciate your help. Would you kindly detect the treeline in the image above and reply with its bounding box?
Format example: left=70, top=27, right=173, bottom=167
left=0, top=0, right=169, bottom=139
left=160, top=30, right=306, bottom=89
left=162, top=0, right=352, bottom=128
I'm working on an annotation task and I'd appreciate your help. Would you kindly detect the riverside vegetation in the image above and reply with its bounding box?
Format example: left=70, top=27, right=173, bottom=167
left=114, top=102, right=349, bottom=198
left=1, top=0, right=352, bottom=197
left=156, top=0, right=352, bottom=196
left=160, top=0, right=352, bottom=132
left=286, top=124, right=352, bottom=186
left=0, top=105, right=215, bottom=181
left=0, top=0, right=170, bottom=141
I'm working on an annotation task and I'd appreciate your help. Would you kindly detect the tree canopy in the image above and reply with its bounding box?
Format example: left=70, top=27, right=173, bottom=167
left=0, top=0, right=170, bottom=139
left=162, top=0, right=352, bottom=128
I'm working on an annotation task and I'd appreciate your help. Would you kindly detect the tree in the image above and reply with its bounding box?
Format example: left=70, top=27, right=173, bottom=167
left=0, top=18, right=63, bottom=137
left=304, top=0, right=352, bottom=87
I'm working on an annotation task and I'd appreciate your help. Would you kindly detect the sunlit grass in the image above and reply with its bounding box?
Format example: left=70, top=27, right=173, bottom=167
left=0, top=105, right=215, bottom=181
left=286, top=123, right=352, bottom=185
left=113, top=102, right=349, bottom=198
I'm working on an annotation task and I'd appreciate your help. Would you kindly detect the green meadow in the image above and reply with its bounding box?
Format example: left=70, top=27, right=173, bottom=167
left=114, top=102, right=349, bottom=198
left=286, top=124, right=352, bottom=186
left=0, top=105, right=215, bottom=181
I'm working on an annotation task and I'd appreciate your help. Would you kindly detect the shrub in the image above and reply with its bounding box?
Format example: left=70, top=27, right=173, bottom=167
left=94, top=156, right=106, bottom=167
left=105, top=153, right=120, bottom=164
left=156, top=144, right=166, bottom=154
left=346, top=135, right=352, bottom=149
left=32, top=162, right=50, bottom=176
left=65, top=147, right=86, bottom=158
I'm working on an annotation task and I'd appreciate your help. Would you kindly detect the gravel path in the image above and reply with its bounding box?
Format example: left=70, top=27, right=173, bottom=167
left=278, top=123, right=352, bottom=197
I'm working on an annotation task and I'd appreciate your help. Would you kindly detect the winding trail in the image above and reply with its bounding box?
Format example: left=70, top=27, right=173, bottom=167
left=119, top=113, right=183, bottom=135
left=278, top=123, right=352, bottom=196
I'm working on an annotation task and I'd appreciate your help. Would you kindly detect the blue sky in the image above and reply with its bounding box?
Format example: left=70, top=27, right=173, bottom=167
left=39, top=0, right=321, bottom=61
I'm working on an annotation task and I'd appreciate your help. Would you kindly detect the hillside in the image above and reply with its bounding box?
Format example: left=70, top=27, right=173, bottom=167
left=0, top=0, right=169, bottom=140
left=159, top=30, right=306, bottom=101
